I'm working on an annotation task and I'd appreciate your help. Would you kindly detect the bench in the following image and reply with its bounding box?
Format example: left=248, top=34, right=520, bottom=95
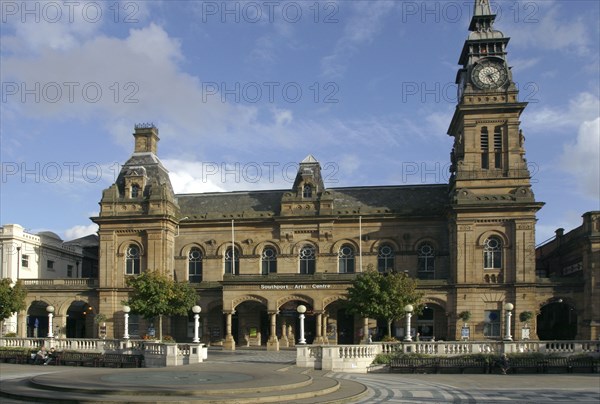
left=99, top=353, right=143, bottom=368
left=567, top=357, right=596, bottom=373
left=504, top=357, right=543, bottom=374
left=438, top=357, right=488, bottom=374
left=540, top=357, right=570, bottom=373
left=390, top=358, right=439, bottom=373
left=55, top=352, right=102, bottom=367
left=0, top=349, right=31, bottom=364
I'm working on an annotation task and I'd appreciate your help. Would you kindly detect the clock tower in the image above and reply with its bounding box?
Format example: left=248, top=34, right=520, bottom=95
left=448, top=0, right=539, bottom=203
left=447, top=0, right=544, bottom=338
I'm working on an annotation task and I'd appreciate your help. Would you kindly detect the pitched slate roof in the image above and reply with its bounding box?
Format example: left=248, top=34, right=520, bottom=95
left=176, top=184, right=449, bottom=220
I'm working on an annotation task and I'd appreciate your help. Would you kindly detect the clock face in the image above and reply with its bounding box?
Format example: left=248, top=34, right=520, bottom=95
left=472, top=60, right=508, bottom=90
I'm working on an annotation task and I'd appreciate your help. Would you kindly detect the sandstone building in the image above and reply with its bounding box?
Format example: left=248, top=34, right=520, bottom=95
left=3, top=0, right=598, bottom=345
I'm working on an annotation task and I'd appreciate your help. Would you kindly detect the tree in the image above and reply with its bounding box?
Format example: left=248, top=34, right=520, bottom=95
left=0, top=279, right=27, bottom=335
left=345, top=267, right=423, bottom=339
left=124, top=271, right=197, bottom=341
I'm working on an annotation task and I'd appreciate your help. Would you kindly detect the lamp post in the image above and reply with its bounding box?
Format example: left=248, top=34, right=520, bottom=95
left=404, top=304, right=414, bottom=341
left=192, top=305, right=201, bottom=343
left=46, top=305, right=55, bottom=338
left=297, top=305, right=307, bottom=344
left=123, top=305, right=131, bottom=339
left=504, top=302, right=514, bottom=341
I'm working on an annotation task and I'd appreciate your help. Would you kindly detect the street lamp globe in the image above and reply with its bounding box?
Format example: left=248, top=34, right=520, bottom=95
left=504, top=303, right=514, bottom=311
left=123, top=305, right=131, bottom=313
left=192, top=305, right=201, bottom=314
left=404, top=304, right=414, bottom=313
left=46, top=305, right=55, bottom=313
left=297, top=305, right=307, bottom=314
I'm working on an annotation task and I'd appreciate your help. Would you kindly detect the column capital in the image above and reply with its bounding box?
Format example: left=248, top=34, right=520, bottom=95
left=267, top=310, right=280, bottom=315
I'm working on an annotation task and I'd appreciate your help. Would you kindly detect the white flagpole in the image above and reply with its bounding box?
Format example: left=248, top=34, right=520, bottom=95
left=359, top=216, right=363, bottom=272
left=231, top=219, right=235, bottom=274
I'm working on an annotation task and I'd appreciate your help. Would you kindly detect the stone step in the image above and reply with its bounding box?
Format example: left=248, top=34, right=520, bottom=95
left=0, top=364, right=367, bottom=403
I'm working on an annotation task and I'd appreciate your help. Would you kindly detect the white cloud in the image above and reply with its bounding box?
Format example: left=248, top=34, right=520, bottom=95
left=527, top=92, right=600, bottom=131
left=320, top=1, right=395, bottom=78
left=506, top=3, right=592, bottom=56
left=64, top=223, right=98, bottom=240
left=560, top=117, right=600, bottom=199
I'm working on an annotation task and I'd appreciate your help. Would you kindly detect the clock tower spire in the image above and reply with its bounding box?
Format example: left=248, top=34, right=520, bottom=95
left=448, top=0, right=537, bottom=202
left=445, top=1, right=544, bottom=327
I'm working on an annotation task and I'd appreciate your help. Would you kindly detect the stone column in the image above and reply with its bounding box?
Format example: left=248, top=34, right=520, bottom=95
left=322, top=313, right=329, bottom=344
left=361, top=317, right=370, bottom=344
left=315, top=312, right=323, bottom=344
left=17, top=311, right=27, bottom=337
left=223, top=311, right=235, bottom=351
left=267, top=311, right=279, bottom=351
left=279, top=321, right=289, bottom=347
left=287, top=324, right=295, bottom=347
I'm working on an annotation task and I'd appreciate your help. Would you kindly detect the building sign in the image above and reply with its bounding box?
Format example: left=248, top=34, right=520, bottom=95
left=562, top=262, right=582, bottom=276
left=260, top=284, right=332, bottom=290
left=461, top=326, right=470, bottom=340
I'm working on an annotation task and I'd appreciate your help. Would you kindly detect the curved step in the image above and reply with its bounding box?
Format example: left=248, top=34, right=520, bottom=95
left=0, top=364, right=367, bottom=403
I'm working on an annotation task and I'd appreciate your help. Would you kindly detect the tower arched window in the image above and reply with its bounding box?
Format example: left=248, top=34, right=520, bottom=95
left=484, top=236, right=503, bottom=269
left=417, top=243, right=435, bottom=280
left=125, top=244, right=140, bottom=275
left=338, top=245, right=355, bottom=273
left=494, top=126, right=502, bottom=169
left=131, top=184, right=140, bottom=198
left=261, top=247, right=277, bottom=275
left=225, top=247, right=240, bottom=275
left=303, top=184, right=313, bottom=198
left=481, top=127, right=489, bottom=169
left=377, top=244, right=395, bottom=272
left=188, top=247, right=203, bottom=282
left=299, top=245, right=316, bottom=275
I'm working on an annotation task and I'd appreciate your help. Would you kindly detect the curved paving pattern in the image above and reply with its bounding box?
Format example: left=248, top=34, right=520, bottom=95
left=335, top=372, right=600, bottom=403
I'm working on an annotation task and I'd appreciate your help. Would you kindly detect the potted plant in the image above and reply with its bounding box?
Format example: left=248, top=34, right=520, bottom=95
left=94, top=314, right=107, bottom=339
left=458, top=311, right=472, bottom=326
left=519, top=311, right=533, bottom=326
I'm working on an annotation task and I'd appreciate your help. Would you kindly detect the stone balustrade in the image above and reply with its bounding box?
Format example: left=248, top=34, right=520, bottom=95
left=0, top=337, right=207, bottom=368
left=297, top=340, right=600, bottom=374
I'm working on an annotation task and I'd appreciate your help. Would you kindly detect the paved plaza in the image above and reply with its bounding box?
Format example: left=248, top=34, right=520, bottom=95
left=0, top=349, right=598, bottom=403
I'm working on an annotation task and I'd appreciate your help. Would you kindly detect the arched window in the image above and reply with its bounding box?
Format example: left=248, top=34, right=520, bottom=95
left=481, top=127, right=489, bottom=169
left=299, top=245, right=316, bottom=275
left=484, top=236, right=502, bottom=269
left=377, top=244, right=395, bottom=272
left=131, top=184, right=140, bottom=198
left=303, top=184, right=312, bottom=198
left=125, top=244, right=140, bottom=275
left=188, top=247, right=203, bottom=282
left=417, top=243, right=435, bottom=280
left=338, top=245, right=355, bottom=273
left=224, top=247, right=240, bottom=275
left=261, top=247, right=277, bottom=275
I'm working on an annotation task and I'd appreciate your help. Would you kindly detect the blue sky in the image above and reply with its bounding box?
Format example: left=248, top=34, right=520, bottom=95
left=1, top=0, right=599, bottom=244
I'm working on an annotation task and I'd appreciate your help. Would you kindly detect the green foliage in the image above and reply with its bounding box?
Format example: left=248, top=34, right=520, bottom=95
left=124, top=271, right=197, bottom=341
left=458, top=311, right=472, bottom=322
left=346, top=267, right=423, bottom=338
left=0, top=279, right=27, bottom=322
left=519, top=311, right=533, bottom=323
left=94, top=314, right=107, bottom=324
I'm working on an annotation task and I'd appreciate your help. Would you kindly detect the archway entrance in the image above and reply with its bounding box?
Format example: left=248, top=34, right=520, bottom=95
left=27, top=301, right=50, bottom=338
left=324, top=300, right=355, bottom=344
left=233, top=301, right=268, bottom=346
left=415, top=303, right=448, bottom=341
left=66, top=301, right=92, bottom=338
left=279, top=301, right=315, bottom=344
left=537, top=302, right=577, bottom=340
